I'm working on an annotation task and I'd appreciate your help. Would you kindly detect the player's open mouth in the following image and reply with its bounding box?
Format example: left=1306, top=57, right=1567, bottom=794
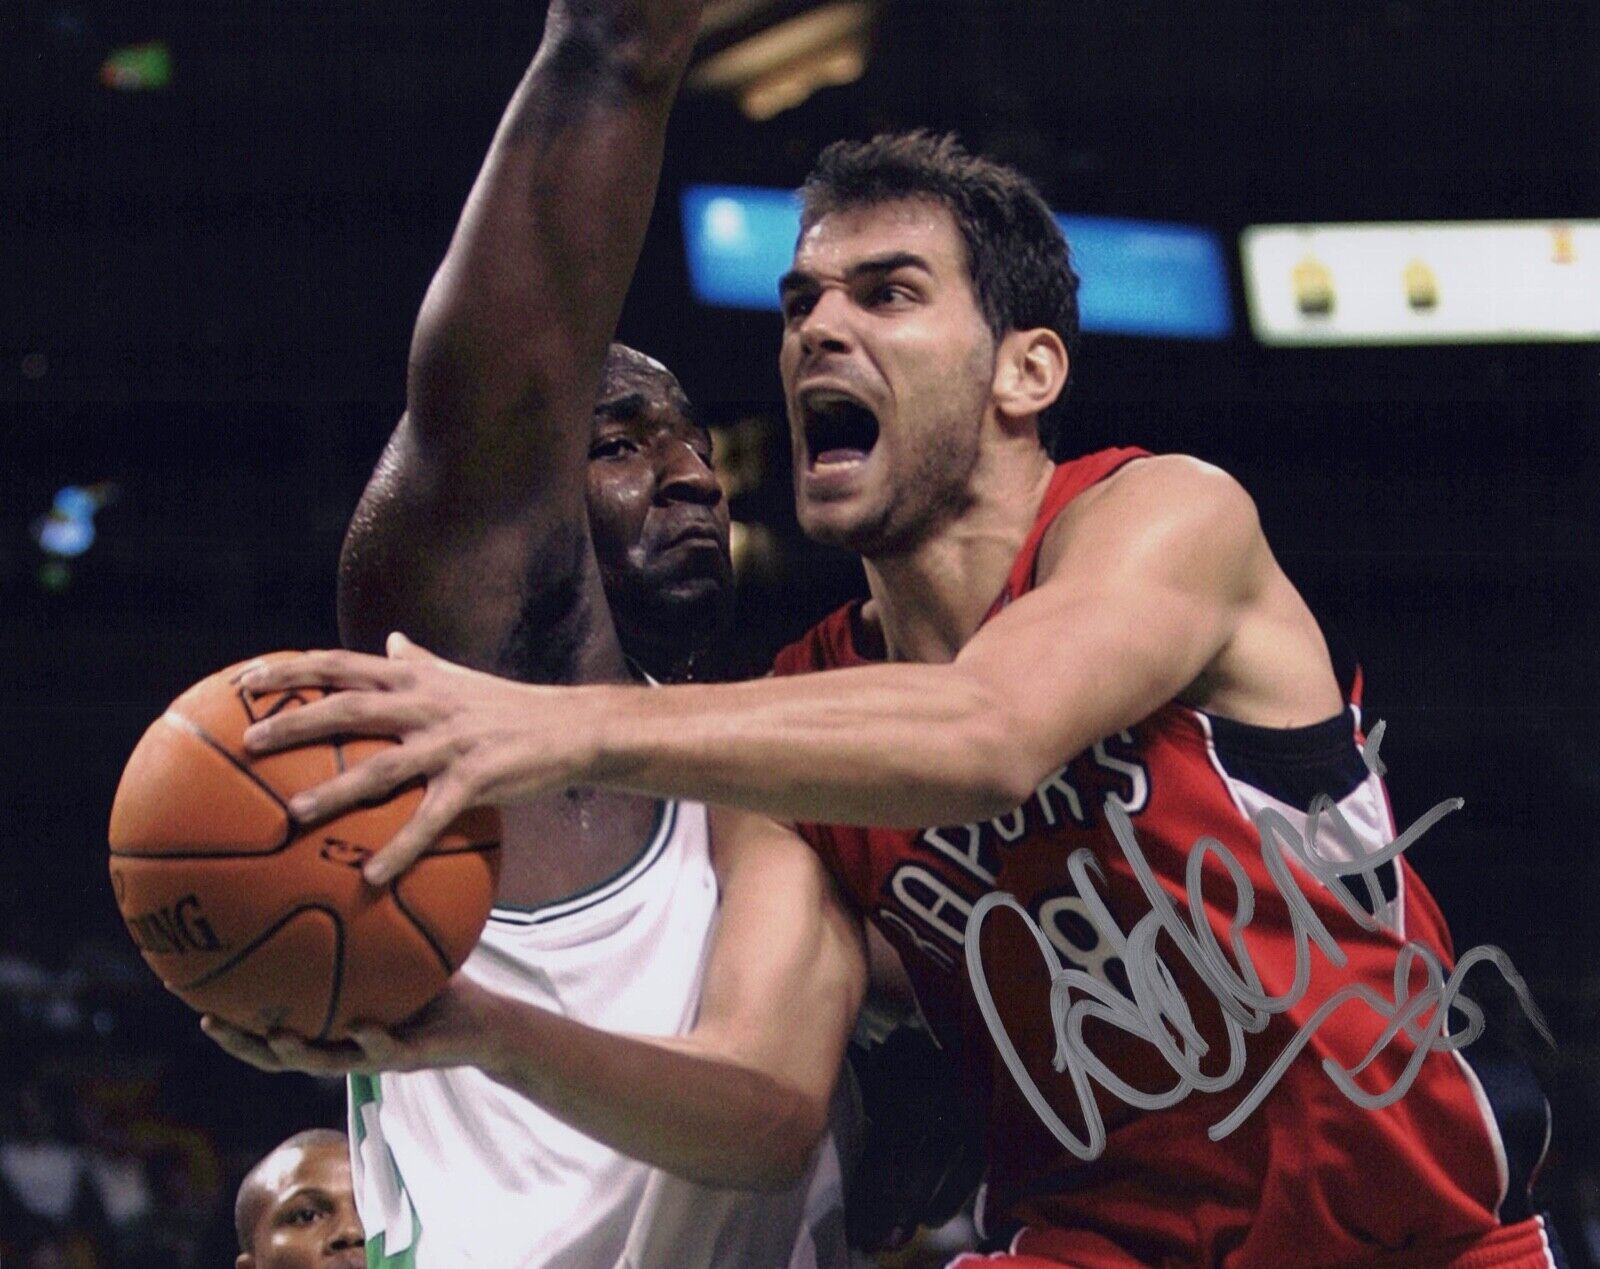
left=800, top=388, right=880, bottom=471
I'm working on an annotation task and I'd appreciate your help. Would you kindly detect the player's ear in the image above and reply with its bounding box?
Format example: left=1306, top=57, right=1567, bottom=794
left=236, top=1253, right=256, bottom=1269
left=992, top=327, right=1068, bottom=428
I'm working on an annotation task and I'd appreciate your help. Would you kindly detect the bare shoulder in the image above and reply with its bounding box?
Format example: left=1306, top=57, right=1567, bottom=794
left=1043, top=453, right=1264, bottom=575
left=1076, top=453, right=1257, bottom=523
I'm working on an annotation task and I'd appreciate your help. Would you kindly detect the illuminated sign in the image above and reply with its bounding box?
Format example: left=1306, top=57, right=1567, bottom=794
left=1242, top=221, right=1600, bottom=344
left=682, top=185, right=1233, bottom=339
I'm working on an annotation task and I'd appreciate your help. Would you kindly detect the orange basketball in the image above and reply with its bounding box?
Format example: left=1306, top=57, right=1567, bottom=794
left=107, top=653, right=501, bottom=1041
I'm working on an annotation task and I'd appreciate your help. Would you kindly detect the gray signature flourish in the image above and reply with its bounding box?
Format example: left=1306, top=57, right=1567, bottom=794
left=965, top=722, right=1555, bottom=1161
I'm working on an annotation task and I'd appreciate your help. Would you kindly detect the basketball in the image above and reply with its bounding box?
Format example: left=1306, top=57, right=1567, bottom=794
left=107, top=653, right=501, bottom=1041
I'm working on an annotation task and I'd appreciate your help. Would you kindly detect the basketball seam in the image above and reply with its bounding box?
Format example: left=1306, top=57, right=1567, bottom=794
left=318, top=909, right=347, bottom=1042
left=171, top=902, right=344, bottom=1023
left=109, top=843, right=298, bottom=860
left=110, top=737, right=496, bottom=862
left=112, top=712, right=296, bottom=858
left=418, top=840, right=501, bottom=857
left=390, top=883, right=456, bottom=980
left=386, top=839, right=501, bottom=978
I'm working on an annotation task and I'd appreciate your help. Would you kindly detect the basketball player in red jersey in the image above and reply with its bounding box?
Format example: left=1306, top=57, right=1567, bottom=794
left=239, top=133, right=1559, bottom=1267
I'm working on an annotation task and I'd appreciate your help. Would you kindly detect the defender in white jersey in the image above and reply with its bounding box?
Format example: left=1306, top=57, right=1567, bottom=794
left=348, top=800, right=854, bottom=1267
left=201, top=0, right=869, bottom=1262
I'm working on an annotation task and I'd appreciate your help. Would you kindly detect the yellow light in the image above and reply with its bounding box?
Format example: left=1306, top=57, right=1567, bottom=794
left=689, top=2, right=873, bottom=120
left=727, top=521, right=779, bottom=581
left=709, top=418, right=768, bottom=499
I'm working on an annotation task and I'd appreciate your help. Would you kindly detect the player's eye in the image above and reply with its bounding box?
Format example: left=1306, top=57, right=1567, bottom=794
left=589, top=437, right=638, bottom=460
left=285, top=1206, right=322, bottom=1226
left=781, top=292, right=817, bottom=323
left=867, top=281, right=914, bottom=307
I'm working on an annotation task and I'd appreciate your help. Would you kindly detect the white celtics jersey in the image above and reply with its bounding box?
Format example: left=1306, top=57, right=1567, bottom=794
left=349, top=799, right=855, bottom=1268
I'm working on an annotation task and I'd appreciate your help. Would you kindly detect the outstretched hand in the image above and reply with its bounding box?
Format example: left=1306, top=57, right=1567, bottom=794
left=237, top=634, right=596, bottom=885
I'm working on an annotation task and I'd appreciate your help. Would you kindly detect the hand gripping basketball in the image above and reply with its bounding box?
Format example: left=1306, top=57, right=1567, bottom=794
left=235, top=633, right=588, bottom=886
left=108, top=652, right=502, bottom=1040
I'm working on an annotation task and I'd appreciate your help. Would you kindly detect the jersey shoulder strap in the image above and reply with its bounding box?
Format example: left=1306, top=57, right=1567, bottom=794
left=989, top=446, right=1152, bottom=616
left=771, top=601, right=868, bottom=676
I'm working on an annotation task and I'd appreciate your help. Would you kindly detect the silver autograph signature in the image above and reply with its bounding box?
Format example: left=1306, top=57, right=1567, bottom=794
left=965, top=722, right=1554, bottom=1161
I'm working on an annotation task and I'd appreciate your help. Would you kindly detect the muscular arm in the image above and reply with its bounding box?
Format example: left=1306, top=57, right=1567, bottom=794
left=569, top=458, right=1271, bottom=821
left=338, top=0, right=704, bottom=663
left=208, top=809, right=867, bottom=1190
left=239, top=457, right=1340, bottom=870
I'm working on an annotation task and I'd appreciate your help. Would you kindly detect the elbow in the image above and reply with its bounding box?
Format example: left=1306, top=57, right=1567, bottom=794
left=546, top=10, right=701, bottom=98
left=609, top=32, right=701, bottom=94
left=955, top=705, right=1044, bottom=822
left=730, top=1090, right=828, bottom=1192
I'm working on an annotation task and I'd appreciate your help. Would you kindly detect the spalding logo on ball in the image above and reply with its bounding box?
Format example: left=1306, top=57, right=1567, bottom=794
left=108, top=653, right=501, bottom=1041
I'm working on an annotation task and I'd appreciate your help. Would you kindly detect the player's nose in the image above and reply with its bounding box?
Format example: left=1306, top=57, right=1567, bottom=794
left=326, top=1206, right=364, bottom=1253
left=796, top=288, right=853, bottom=357
left=657, top=439, right=722, bottom=507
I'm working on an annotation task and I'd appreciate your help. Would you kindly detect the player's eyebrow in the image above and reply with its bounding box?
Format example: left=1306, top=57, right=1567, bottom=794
left=272, top=1185, right=332, bottom=1216
left=593, top=392, right=650, bottom=421
left=779, top=251, right=933, bottom=302
left=846, top=251, right=933, bottom=281
left=595, top=392, right=706, bottom=435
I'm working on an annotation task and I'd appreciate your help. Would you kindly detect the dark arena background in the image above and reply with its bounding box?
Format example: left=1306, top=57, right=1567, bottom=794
left=3, top=1, right=1597, bottom=1265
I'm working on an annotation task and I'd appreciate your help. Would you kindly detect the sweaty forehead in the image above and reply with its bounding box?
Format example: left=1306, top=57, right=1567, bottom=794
left=598, top=349, right=689, bottom=413
left=252, top=1145, right=308, bottom=1198
left=793, top=198, right=966, bottom=277
left=264, top=1142, right=349, bottom=1200
left=601, top=344, right=673, bottom=389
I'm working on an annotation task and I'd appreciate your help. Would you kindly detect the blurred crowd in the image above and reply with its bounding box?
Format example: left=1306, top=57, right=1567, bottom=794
left=0, top=942, right=342, bottom=1269
left=4, top=932, right=1600, bottom=1268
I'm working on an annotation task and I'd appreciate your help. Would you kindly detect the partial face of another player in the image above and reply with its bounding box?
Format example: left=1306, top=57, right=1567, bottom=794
left=779, top=198, right=999, bottom=557
left=586, top=347, right=734, bottom=660
left=237, top=1139, right=364, bottom=1269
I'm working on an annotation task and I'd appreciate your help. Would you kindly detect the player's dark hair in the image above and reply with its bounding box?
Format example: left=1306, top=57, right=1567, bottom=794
left=799, top=130, right=1080, bottom=458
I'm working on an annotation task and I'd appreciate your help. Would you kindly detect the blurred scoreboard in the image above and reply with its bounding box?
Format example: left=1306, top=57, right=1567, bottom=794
left=1242, top=221, right=1600, bottom=345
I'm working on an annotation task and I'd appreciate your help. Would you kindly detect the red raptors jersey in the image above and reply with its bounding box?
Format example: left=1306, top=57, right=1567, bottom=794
left=773, top=450, right=1553, bottom=1268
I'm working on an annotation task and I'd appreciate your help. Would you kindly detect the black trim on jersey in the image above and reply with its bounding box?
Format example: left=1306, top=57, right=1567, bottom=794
left=1206, top=707, right=1370, bottom=808
left=1451, top=1012, right=1552, bottom=1224
left=488, top=799, right=676, bottom=927
left=1206, top=706, right=1398, bottom=913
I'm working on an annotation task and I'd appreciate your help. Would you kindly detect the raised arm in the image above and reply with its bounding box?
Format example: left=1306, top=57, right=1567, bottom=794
left=205, top=808, right=867, bottom=1190
left=338, top=0, right=705, bottom=659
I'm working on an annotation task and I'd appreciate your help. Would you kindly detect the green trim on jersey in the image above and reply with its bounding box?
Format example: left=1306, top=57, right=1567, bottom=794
left=350, top=1073, right=423, bottom=1268
left=350, top=1072, right=378, bottom=1143
left=365, top=1226, right=420, bottom=1269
